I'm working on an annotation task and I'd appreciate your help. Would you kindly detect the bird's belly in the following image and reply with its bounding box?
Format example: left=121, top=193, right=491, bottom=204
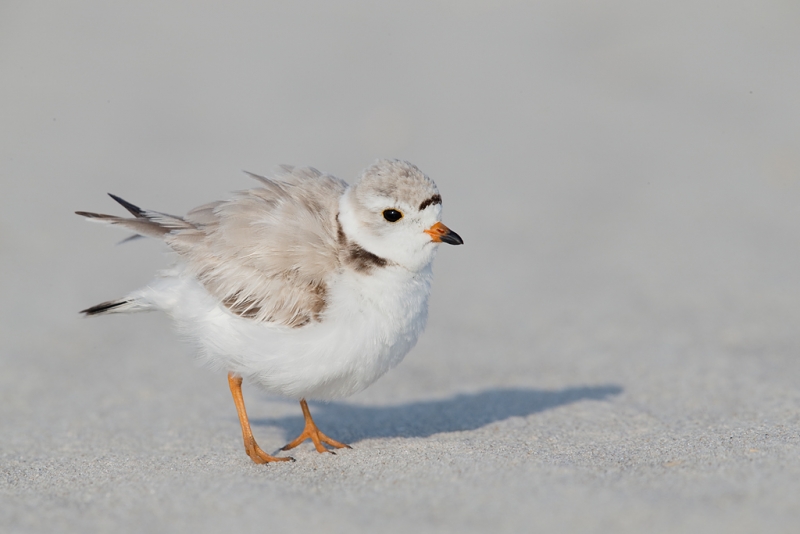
left=168, top=268, right=433, bottom=400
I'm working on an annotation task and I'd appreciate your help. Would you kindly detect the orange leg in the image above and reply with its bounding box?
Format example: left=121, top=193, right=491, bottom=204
left=228, top=373, right=293, bottom=464
left=281, top=399, right=352, bottom=453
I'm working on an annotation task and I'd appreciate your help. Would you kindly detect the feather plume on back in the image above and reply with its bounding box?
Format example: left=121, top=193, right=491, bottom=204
left=78, top=167, right=347, bottom=327
left=172, top=167, right=346, bottom=327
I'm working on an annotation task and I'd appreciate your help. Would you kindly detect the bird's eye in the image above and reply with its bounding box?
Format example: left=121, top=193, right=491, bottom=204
left=382, top=209, right=403, bottom=222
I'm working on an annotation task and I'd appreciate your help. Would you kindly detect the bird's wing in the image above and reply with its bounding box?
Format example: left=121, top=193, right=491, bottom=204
left=170, top=167, right=348, bottom=327
left=77, top=167, right=348, bottom=328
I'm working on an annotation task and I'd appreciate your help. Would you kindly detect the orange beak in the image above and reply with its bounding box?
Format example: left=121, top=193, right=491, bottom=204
left=424, top=222, right=464, bottom=245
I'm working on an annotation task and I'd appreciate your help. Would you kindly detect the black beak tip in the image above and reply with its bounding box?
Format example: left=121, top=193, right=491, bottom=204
left=441, top=230, right=464, bottom=245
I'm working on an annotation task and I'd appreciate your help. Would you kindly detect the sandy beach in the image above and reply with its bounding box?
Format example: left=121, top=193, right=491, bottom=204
left=2, top=1, right=799, bottom=532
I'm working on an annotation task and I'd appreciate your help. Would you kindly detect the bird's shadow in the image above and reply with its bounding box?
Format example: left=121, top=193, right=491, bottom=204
left=252, top=384, right=623, bottom=443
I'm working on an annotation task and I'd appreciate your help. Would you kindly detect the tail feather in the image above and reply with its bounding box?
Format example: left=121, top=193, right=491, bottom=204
left=81, top=299, right=131, bottom=315
left=116, top=234, right=145, bottom=245
left=75, top=193, right=195, bottom=240
left=80, top=297, right=153, bottom=316
left=74, top=211, right=174, bottom=239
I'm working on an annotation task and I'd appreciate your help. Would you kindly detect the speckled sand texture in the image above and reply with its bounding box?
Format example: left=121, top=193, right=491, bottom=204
left=2, top=2, right=799, bottom=533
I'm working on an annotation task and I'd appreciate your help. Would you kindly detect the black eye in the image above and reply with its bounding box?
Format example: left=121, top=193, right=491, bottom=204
left=382, top=209, right=403, bottom=222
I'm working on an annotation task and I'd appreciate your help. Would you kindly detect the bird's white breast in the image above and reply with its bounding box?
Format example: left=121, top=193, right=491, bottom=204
left=149, top=263, right=434, bottom=400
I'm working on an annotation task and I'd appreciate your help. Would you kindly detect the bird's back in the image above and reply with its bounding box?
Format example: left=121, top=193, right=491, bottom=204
left=168, top=166, right=348, bottom=327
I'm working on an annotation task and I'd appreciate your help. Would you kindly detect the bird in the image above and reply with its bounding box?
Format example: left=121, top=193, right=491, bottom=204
left=76, top=159, right=463, bottom=464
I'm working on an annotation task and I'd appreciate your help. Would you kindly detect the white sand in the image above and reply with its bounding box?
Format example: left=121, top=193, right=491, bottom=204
left=2, top=1, right=800, bottom=532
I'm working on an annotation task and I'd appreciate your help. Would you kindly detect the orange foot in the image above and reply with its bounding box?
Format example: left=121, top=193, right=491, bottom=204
left=242, top=435, right=294, bottom=464
left=282, top=399, right=352, bottom=453
left=228, top=373, right=293, bottom=464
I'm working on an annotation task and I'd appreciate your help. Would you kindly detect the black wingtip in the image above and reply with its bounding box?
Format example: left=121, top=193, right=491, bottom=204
left=108, top=193, right=144, bottom=218
left=80, top=300, right=129, bottom=316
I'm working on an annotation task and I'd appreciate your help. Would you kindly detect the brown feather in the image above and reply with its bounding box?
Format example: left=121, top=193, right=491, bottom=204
left=75, top=211, right=174, bottom=239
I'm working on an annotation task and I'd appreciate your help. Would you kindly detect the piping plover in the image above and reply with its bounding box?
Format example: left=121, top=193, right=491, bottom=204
left=76, top=160, right=463, bottom=463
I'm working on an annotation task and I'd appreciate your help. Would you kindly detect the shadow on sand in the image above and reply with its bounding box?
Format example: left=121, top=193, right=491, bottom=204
left=253, top=385, right=623, bottom=443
